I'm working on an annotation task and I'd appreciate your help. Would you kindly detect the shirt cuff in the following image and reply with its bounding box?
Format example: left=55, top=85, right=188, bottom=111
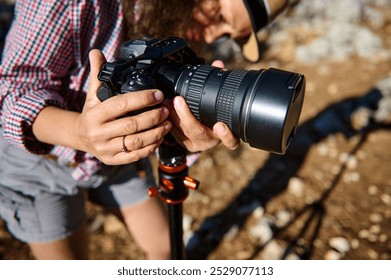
left=2, top=87, right=67, bottom=154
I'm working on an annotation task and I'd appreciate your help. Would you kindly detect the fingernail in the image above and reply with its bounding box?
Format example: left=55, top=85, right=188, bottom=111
left=173, top=96, right=184, bottom=110
left=161, top=106, right=169, bottom=116
left=215, top=123, right=226, bottom=134
left=154, top=90, right=164, bottom=101
left=164, top=121, right=172, bottom=130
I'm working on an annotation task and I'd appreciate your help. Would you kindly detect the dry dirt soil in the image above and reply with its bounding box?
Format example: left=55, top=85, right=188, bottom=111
left=1, top=3, right=390, bottom=260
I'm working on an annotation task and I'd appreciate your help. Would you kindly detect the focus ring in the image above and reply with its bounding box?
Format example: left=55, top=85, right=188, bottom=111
left=216, top=69, right=247, bottom=128
left=185, top=66, right=210, bottom=120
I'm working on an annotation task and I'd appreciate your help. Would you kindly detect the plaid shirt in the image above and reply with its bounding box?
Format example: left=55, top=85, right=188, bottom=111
left=0, top=0, right=124, bottom=181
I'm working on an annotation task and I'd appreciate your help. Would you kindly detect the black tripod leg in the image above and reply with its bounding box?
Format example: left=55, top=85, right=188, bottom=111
left=152, top=134, right=198, bottom=260
left=168, top=203, right=185, bottom=260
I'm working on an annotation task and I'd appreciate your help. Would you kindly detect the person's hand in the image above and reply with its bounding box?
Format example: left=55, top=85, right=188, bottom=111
left=165, top=60, right=240, bottom=152
left=76, top=49, right=172, bottom=165
left=187, top=0, right=251, bottom=43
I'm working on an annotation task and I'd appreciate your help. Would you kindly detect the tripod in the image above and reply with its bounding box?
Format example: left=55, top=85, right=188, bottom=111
left=148, top=134, right=199, bottom=260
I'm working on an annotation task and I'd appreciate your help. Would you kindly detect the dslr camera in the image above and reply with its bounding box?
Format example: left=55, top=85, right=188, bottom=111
left=98, top=37, right=305, bottom=154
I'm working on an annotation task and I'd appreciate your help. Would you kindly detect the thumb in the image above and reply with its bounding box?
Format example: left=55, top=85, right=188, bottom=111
left=211, top=60, right=225, bottom=68
left=85, top=49, right=107, bottom=107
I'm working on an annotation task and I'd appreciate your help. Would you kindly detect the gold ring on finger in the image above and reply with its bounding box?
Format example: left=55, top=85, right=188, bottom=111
left=121, top=135, right=130, bottom=153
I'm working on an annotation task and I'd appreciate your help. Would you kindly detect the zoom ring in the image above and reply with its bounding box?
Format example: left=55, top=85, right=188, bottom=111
left=216, top=69, right=247, bottom=128
left=185, top=66, right=211, bottom=120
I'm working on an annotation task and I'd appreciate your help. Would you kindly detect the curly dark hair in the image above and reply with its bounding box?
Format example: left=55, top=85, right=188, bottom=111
left=121, top=0, right=196, bottom=40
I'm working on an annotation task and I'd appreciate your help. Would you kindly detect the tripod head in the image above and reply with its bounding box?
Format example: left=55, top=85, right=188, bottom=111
left=148, top=134, right=199, bottom=204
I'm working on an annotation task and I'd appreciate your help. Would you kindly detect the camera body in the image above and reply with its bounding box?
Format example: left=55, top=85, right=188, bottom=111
left=98, top=37, right=200, bottom=100
left=98, top=37, right=305, bottom=154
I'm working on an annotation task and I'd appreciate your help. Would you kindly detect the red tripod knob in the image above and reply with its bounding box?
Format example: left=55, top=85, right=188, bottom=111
left=183, top=176, right=199, bottom=190
left=148, top=186, right=159, bottom=198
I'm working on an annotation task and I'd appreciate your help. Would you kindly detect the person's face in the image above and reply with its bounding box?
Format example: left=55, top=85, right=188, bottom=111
left=187, top=0, right=252, bottom=43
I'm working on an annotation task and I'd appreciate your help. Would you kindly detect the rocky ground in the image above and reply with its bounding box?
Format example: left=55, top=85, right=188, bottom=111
left=0, top=0, right=390, bottom=260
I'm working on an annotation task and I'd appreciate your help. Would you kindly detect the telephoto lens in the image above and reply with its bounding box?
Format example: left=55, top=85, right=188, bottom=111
left=157, top=64, right=305, bottom=154
left=98, top=37, right=305, bottom=154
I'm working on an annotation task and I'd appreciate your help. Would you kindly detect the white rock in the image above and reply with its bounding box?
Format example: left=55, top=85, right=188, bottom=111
left=369, top=213, right=383, bottom=223
left=184, top=230, right=193, bottom=245
left=379, top=234, right=388, bottom=243
left=249, top=218, right=273, bottom=244
left=87, top=213, right=105, bottom=233
left=351, top=108, right=371, bottom=131
left=369, top=225, right=381, bottom=235
left=317, top=143, right=329, bottom=156
left=380, top=193, right=391, bottom=205
left=224, top=225, right=240, bottom=241
left=329, top=237, right=350, bottom=254
left=262, top=240, right=284, bottom=260
left=351, top=239, right=360, bottom=249
left=339, top=153, right=349, bottom=163
left=288, top=177, right=305, bottom=197
left=359, top=229, right=369, bottom=239
left=368, top=250, right=379, bottom=259
left=343, top=172, right=360, bottom=183
left=103, top=215, right=125, bottom=234
left=324, top=250, right=342, bottom=260
left=252, top=206, right=265, bottom=219
left=346, top=156, right=358, bottom=170
left=275, top=209, right=292, bottom=228
left=368, top=185, right=379, bottom=195
left=183, top=214, right=193, bottom=231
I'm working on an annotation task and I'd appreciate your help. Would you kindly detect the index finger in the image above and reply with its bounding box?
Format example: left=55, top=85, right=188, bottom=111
left=93, top=89, right=164, bottom=123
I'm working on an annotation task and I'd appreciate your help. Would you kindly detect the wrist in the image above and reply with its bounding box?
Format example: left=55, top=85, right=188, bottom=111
left=32, top=106, right=86, bottom=152
left=71, top=112, right=88, bottom=152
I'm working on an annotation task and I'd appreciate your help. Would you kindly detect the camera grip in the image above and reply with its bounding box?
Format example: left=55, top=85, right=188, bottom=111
left=97, top=84, right=114, bottom=102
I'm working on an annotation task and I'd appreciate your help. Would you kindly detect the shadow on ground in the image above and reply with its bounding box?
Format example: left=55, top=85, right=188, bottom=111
left=186, top=87, right=390, bottom=259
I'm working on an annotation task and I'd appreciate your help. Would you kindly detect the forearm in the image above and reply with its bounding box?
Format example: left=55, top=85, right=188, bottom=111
left=32, top=106, right=85, bottom=152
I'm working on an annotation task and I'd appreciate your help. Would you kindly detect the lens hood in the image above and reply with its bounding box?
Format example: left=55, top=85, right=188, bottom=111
left=245, top=68, right=305, bottom=154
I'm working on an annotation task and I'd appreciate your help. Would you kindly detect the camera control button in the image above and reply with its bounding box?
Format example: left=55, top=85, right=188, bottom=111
left=122, top=73, right=154, bottom=92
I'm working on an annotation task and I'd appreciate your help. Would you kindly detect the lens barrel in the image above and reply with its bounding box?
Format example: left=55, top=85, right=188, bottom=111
left=174, top=65, right=305, bottom=154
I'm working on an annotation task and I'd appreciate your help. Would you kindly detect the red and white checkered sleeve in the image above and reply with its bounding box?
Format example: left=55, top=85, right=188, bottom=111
left=0, top=0, right=74, bottom=154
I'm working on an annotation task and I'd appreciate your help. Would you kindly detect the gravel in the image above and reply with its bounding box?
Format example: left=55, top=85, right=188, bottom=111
left=267, top=0, right=391, bottom=63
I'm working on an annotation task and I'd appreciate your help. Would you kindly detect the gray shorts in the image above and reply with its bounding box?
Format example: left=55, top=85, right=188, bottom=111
left=0, top=135, right=155, bottom=243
